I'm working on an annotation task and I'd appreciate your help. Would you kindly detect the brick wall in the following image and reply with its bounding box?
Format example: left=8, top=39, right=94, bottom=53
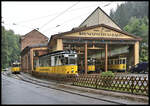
left=21, top=29, right=48, bottom=51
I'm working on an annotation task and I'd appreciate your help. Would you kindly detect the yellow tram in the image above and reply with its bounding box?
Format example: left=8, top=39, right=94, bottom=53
left=78, top=57, right=96, bottom=74
left=87, top=58, right=96, bottom=73
left=98, top=57, right=126, bottom=72
left=35, top=50, right=78, bottom=75
left=11, top=62, right=20, bottom=74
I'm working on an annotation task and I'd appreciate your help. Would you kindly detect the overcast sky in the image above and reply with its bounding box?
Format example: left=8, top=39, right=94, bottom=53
left=2, top=1, right=125, bottom=38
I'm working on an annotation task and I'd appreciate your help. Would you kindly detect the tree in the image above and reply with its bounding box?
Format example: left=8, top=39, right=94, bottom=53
left=110, top=1, right=148, bottom=28
left=1, top=26, right=21, bottom=69
left=1, top=27, right=9, bottom=69
left=123, top=16, right=148, bottom=62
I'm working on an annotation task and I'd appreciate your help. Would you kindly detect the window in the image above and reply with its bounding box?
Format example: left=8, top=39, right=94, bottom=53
left=114, top=60, right=116, bottom=64
left=118, top=59, right=120, bottom=64
left=13, top=64, right=20, bottom=67
left=55, top=56, right=57, bottom=65
left=112, top=60, right=114, bottom=65
left=64, top=57, right=68, bottom=65
left=111, top=60, right=113, bottom=65
left=116, top=60, right=118, bottom=64
left=120, top=59, right=122, bottom=64
left=108, top=60, right=111, bottom=65
left=100, top=61, right=102, bottom=65
left=69, top=58, right=76, bottom=65
left=48, top=56, right=51, bottom=66
left=123, top=59, right=126, bottom=64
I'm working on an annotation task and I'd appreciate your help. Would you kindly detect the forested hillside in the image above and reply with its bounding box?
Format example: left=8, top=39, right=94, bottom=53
left=2, top=26, right=21, bottom=69
left=110, top=1, right=148, bottom=62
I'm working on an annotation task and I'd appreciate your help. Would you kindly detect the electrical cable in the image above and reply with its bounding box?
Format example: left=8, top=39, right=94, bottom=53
left=42, top=3, right=111, bottom=33
left=2, top=2, right=112, bottom=36
left=11, top=2, right=110, bottom=27
left=42, top=10, right=92, bottom=32
left=39, top=2, right=80, bottom=30
left=15, top=3, right=99, bottom=24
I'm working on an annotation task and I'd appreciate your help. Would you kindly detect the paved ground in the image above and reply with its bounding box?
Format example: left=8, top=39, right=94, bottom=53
left=2, top=74, right=117, bottom=104
left=2, top=71, right=148, bottom=105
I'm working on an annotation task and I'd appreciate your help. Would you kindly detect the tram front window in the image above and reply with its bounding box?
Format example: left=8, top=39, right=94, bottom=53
left=63, top=57, right=68, bottom=65
left=13, top=64, right=19, bottom=67
left=69, top=58, right=77, bottom=65
left=88, top=61, right=92, bottom=65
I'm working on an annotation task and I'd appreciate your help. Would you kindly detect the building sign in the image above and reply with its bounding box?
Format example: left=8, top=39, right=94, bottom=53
left=79, top=31, right=123, bottom=37
left=64, top=26, right=133, bottom=39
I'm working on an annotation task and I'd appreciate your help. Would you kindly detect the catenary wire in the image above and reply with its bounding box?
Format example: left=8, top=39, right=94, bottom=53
left=39, top=2, right=80, bottom=30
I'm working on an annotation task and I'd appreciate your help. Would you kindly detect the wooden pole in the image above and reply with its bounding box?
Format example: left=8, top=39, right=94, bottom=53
left=105, top=44, right=108, bottom=72
left=85, top=42, right=88, bottom=74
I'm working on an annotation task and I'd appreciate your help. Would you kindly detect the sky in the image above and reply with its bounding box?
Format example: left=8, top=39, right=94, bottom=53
left=2, top=1, right=125, bottom=38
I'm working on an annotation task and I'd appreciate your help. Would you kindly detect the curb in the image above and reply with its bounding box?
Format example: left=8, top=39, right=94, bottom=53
left=58, top=84, right=148, bottom=103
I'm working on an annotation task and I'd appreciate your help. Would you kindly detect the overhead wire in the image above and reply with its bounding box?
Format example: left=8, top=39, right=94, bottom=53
left=2, top=20, right=35, bottom=32
left=2, top=2, right=112, bottom=36
left=42, top=3, right=111, bottom=34
left=15, top=12, right=61, bottom=24
left=15, top=3, right=99, bottom=24
left=42, top=10, right=92, bottom=32
left=39, top=2, right=80, bottom=30
left=12, top=2, right=111, bottom=29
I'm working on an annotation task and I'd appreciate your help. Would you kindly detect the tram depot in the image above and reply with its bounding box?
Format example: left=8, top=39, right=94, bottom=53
left=20, top=7, right=142, bottom=74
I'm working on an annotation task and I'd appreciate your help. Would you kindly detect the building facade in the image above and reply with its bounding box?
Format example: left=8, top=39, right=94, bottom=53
left=20, top=29, right=49, bottom=73
left=47, top=24, right=141, bottom=74
left=20, top=29, right=48, bottom=51
left=20, top=7, right=142, bottom=74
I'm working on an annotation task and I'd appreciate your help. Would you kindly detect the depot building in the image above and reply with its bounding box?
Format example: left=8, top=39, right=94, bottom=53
left=47, top=7, right=142, bottom=74
left=20, top=7, right=142, bottom=74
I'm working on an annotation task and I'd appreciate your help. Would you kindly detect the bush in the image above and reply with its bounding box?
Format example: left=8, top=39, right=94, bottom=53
left=100, top=71, right=115, bottom=87
left=101, top=71, right=115, bottom=77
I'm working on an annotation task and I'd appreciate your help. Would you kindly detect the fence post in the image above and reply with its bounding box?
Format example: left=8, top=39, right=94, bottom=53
left=131, top=76, right=134, bottom=94
left=95, top=75, right=98, bottom=89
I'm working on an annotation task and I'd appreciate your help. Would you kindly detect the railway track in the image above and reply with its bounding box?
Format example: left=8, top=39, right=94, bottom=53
left=9, top=73, right=126, bottom=105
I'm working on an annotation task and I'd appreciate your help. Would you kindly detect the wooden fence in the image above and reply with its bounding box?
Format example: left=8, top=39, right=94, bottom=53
left=73, top=74, right=149, bottom=96
left=32, top=72, right=148, bottom=96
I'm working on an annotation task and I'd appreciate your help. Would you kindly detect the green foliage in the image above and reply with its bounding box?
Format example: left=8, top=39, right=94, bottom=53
left=110, top=2, right=148, bottom=62
left=1, top=26, right=21, bottom=69
left=100, top=71, right=115, bottom=77
left=110, top=1, right=148, bottom=29
left=123, top=17, right=148, bottom=62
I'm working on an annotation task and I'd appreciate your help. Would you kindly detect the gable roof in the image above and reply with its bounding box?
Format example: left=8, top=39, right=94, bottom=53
left=50, top=24, right=142, bottom=40
left=20, top=29, right=49, bottom=41
left=79, top=7, right=123, bottom=31
left=48, top=24, right=142, bottom=47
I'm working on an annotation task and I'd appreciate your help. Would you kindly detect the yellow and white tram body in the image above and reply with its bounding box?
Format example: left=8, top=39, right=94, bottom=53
left=87, top=58, right=96, bottom=73
left=35, top=50, right=78, bottom=75
left=11, top=62, right=20, bottom=74
left=99, top=57, right=126, bottom=72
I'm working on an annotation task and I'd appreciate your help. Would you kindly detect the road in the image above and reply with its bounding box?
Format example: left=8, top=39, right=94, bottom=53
left=2, top=74, right=117, bottom=104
